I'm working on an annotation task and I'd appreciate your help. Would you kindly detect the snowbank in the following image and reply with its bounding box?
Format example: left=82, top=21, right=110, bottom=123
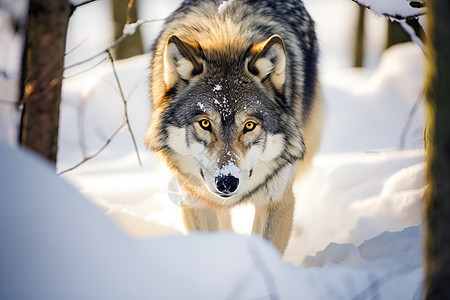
left=286, top=149, right=424, bottom=263
left=0, top=142, right=423, bottom=299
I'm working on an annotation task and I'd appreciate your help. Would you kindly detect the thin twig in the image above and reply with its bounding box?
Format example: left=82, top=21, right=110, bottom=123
left=125, top=0, right=135, bottom=25
left=64, top=0, right=201, bottom=70
left=400, top=91, right=424, bottom=149
left=65, top=49, right=106, bottom=70
left=57, top=121, right=126, bottom=176
left=126, top=76, right=143, bottom=100
left=399, top=19, right=426, bottom=53
left=107, top=50, right=142, bottom=166
left=59, top=0, right=203, bottom=174
left=58, top=60, right=137, bottom=175
left=77, top=95, right=89, bottom=158
left=18, top=77, right=59, bottom=107
left=63, top=57, right=108, bottom=80
left=18, top=54, right=61, bottom=106
left=65, top=36, right=90, bottom=57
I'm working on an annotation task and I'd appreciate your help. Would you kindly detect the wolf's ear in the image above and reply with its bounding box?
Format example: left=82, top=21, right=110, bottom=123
left=248, top=35, right=286, bottom=92
left=163, top=35, right=203, bottom=89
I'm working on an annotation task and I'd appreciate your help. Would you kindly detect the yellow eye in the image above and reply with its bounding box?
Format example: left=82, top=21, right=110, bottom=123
left=199, top=119, right=211, bottom=131
left=244, top=121, right=256, bottom=133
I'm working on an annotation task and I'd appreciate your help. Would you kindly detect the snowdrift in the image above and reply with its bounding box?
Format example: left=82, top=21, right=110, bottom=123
left=0, top=142, right=423, bottom=299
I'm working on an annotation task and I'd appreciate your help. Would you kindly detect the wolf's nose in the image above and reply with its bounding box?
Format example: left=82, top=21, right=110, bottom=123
left=215, top=175, right=239, bottom=194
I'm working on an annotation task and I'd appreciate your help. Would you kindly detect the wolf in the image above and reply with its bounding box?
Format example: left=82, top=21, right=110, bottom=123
left=145, top=0, right=322, bottom=254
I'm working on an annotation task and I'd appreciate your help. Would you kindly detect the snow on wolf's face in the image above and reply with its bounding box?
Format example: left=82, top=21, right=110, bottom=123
left=164, top=80, right=287, bottom=206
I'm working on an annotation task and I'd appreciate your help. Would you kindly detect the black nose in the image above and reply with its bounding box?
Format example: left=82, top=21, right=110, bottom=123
left=215, top=175, right=239, bottom=194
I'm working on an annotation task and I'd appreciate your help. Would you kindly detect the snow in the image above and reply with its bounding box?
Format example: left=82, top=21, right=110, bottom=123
left=218, top=0, right=235, bottom=16
left=122, top=20, right=145, bottom=36
left=353, top=0, right=427, bottom=52
left=354, top=0, right=426, bottom=19
left=70, top=0, right=90, bottom=5
left=0, top=141, right=423, bottom=299
left=285, top=148, right=425, bottom=264
left=303, top=226, right=422, bottom=268
left=0, top=0, right=427, bottom=298
left=399, top=19, right=425, bottom=51
left=213, top=84, right=223, bottom=91
left=215, top=161, right=241, bottom=177
left=319, top=43, right=425, bottom=153
left=197, top=101, right=206, bottom=112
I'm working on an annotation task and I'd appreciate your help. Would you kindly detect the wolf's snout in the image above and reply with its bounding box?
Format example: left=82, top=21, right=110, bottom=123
left=215, top=175, right=239, bottom=195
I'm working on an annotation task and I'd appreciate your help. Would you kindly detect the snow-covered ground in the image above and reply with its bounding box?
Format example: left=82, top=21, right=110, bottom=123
left=0, top=0, right=426, bottom=298
left=0, top=141, right=424, bottom=299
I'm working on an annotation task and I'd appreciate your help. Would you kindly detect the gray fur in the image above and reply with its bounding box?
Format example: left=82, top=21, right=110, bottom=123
left=147, top=0, right=317, bottom=151
left=145, top=0, right=321, bottom=254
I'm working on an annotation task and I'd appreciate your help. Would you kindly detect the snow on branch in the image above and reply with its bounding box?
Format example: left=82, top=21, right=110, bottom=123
left=353, top=0, right=427, bottom=52
left=122, top=20, right=145, bottom=36
left=352, top=0, right=426, bottom=20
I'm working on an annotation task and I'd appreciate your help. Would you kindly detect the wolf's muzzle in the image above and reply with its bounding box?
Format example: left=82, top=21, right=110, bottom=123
left=215, top=175, right=239, bottom=196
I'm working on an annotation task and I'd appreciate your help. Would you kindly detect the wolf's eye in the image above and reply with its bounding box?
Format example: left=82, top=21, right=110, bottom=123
left=244, top=121, right=256, bottom=133
left=199, top=119, right=211, bottom=131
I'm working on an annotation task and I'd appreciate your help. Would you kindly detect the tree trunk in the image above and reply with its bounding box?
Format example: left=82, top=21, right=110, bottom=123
left=353, top=5, right=365, bottom=68
left=112, top=0, right=143, bottom=59
left=424, top=0, right=450, bottom=298
left=19, top=0, right=71, bottom=164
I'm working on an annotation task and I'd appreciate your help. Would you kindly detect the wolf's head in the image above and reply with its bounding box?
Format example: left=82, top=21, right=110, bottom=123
left=146, top=34, right=305, bottom=207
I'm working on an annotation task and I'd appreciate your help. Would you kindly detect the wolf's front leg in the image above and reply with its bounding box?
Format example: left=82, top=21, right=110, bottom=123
left=181, top=204, right=220, bottom=232
left=252, top=188, right=295, bottom=254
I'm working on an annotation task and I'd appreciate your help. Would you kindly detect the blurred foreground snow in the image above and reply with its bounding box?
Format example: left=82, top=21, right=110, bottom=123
left=0, top=142, right=423, bottom=299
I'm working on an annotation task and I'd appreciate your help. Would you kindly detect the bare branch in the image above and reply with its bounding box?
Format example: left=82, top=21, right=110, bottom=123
left=125, top=0, right=135, bottom=25
left=399, top=18, right=426, bottom=52
left=64, top=0, right=201, bottom=70
left=352, top=0, right=426, bottom=21
left=59, top=0, right=204, bottom=174
left=106, top=50, right=142, bottom=166
left=400, top=91, right=424, bottom=149
left=65, top=36, right=89, bottom=57
left=57, top=121, right=126, bottom=176
left=352, top=0, right=427, bottom=51
left=63, top=57, right=108, bottom=80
